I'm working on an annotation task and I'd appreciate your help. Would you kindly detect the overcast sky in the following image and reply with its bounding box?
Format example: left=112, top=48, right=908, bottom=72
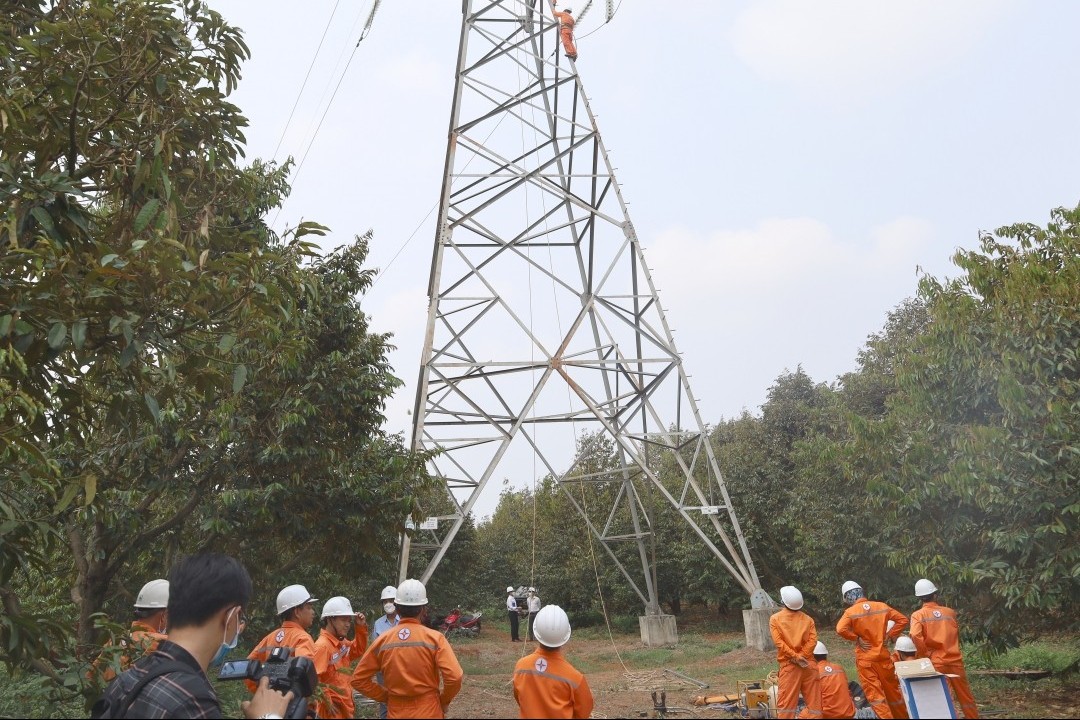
left=210, top=0, right=1080, bottom=516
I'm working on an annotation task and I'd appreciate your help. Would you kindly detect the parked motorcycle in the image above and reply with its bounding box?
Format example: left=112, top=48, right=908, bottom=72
left=439, top=607, right=483, bottom=638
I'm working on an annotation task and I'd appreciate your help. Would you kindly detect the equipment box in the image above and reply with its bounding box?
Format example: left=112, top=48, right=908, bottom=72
left=895, top=659, right=957, bottom=719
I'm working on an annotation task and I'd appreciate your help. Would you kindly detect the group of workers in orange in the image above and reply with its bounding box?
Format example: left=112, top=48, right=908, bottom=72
left=102, top=576, right=592, bottom=719
left=770, top=578, right=979, bottom=720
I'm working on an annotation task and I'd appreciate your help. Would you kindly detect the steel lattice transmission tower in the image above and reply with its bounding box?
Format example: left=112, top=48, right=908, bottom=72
left=401, top=0, right=771, bottom=621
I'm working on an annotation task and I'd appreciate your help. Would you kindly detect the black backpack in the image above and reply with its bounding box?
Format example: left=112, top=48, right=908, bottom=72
left=90, top=660, right=194, bottom=719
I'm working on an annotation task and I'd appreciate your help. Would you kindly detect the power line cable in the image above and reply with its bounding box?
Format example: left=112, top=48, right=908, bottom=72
left=271, top=0, right=344, bottom=161
left=271, top=1, right=382, bottom=232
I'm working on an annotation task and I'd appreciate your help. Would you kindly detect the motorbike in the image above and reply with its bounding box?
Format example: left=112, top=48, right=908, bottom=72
left=439, top=607, right=483, bottom=638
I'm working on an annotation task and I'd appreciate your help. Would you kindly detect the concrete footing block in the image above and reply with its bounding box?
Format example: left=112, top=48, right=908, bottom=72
left=639, top=614, right=678, bottom=647
left=743, top=606, right=778, bottom=651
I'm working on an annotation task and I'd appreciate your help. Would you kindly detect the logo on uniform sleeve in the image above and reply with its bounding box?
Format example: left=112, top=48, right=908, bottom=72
left=862, top=603, right=871, bottom=611
left=824, top=665, right=833, bottom=673
left=933, top=610, right=942, bottom=618
left=534, top=657, right=548, bottom=673
left=275, top=630, right=285, bottom=643
left=397, top=627, right=411, bottom=640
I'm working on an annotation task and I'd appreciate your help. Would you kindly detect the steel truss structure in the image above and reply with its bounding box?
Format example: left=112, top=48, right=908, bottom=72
left=401, top=0, right=769, bottom=611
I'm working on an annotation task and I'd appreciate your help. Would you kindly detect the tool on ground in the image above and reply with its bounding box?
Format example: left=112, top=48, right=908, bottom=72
left=651, top=689, right=667, bottom=718
left=692, top=693, right=740, bottom=706
left=664, top=668, right=709, bottom=688
left=737, top=680, right=771, bottom=719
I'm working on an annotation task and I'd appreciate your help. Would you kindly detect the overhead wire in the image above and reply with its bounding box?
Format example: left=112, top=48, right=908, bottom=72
left=575, top=0, right=623, bottom=41
left=270, top=0, right=383, bottom=232
left=271, top=0, right=344, bottom=161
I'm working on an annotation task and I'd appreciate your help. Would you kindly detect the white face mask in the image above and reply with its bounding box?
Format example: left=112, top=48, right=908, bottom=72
left=210, top=606, right=242, bottom=666
left=383, top=602, right=396, bottom=615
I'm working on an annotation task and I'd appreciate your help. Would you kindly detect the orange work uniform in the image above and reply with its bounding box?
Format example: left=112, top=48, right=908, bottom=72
left=92, top=620, right=167, bottom=682
left=313, top=625, right=370, bottom=719
left=798, top=660, right=855, bottom=719
left=246, top=620, right=316, bottom=692
left=769, top=608, right=822, bottom=719
left=553, top=11, right=577, bottom=60
left=910, top=601, right=979, bottom=719
left=837, top=599, right=909, bottom=719
left=512, top=646, right=594, bottom=719
left=351, top=617, right=463, bottom=719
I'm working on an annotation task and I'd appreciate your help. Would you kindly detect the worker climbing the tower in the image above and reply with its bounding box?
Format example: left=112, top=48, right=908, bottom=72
left=553, top=5, right=578, bottom=61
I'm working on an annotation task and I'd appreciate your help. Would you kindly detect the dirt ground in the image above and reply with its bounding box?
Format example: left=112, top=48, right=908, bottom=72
left=417, top=619, right=1080, bottom=720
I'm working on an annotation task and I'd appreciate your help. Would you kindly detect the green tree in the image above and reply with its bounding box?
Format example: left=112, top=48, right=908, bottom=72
left=856, top=207, right=1080, bottom=643
left=1, top=1, right=433, bottom=700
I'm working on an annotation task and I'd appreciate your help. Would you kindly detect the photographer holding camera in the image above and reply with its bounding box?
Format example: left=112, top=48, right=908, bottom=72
left=92, top=554, right=291, bottom=719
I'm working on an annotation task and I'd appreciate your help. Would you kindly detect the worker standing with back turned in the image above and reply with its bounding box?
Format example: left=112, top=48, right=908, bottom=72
left=513, top=605, right=594, bottom=719
left=910, top=579, right=979, bottom=718
left=351, top=579, right=463, bottom=719
left=769, top=585, right=822, bottom=719
left=836, top=580, right=909, bottom=719
left=553, top=5, right=578, bottom=60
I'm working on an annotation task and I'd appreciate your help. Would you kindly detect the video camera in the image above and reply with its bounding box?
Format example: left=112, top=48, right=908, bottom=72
left=219, top=647, right=317, bottom=719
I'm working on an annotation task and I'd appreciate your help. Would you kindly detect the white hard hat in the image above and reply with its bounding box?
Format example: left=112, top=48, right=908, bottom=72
left=841, top=580, right=863, bottom=599
left=814, top=641, right=827, bottom=655
left=915, top=579, right=938, bottom=597
left=276, top=584, right=317, bottom=615
left=779, top=586, right=804, bottom=611
left=321, top=596, right=354, bottom=619
left=895, top=635, right=917, bottom=654
left=380, top=585, right=397, bottom=601
left=532, top=604, right=572, bottom=647
left=395, top=578, right=428, bottom=606
left=887, top=620, right=896, bottom=633
left=506, top=586, right=515, bottom=593
left=134, top=579, right=169, bottom=609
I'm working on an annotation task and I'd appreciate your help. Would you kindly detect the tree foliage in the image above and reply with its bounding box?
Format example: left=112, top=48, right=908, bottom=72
left=0, top=0, right=433, bottom=701
left=855, top=209, right=1080, bottom=643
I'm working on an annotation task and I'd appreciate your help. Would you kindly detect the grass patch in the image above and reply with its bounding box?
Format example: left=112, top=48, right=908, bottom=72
left=967, top=640, right=1080, bottom=674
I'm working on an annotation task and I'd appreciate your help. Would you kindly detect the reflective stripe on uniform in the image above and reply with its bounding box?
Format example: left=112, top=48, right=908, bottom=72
left=514, top=668, right=581, bottom=688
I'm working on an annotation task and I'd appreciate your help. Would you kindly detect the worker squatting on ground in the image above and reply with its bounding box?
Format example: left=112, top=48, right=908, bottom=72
left=312, top=596, right=369, bottom=719
left=351, top=578, right=463, bottom=719
left=836, top=581, right=910, bottom=720
left=92, top=578, right=170, bottom=683
left=245, top=584, right=319, bottom=692
left=910, top=579, right=980, bottom=719
left=797, top=641, right=855, bottom=720
left=890, top=635, right=919, bottom=663
left=769, top=586, right=822, bottom=719
left=513, top=604, right=594, bottom=719
left=553, top=6, right=577, bottom=60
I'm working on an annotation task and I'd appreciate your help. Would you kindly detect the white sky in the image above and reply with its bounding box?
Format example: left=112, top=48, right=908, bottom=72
left=210, top=0, right=1080, bottom=517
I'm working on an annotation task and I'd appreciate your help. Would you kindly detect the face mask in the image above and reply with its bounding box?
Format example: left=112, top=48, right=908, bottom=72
left=210, top=606, right=242, bottom=667
left=383, top=603, right=396, bottom=615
